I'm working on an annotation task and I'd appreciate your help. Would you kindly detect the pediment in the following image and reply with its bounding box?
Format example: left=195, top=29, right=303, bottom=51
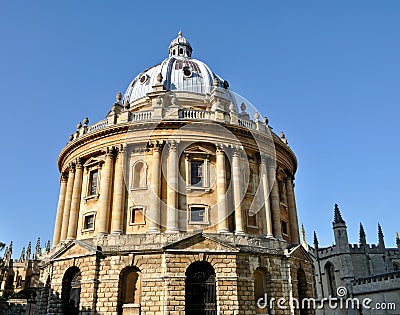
left=287, top=244, right=313, bottom=262
left=184, top=145, right=215, bottom=156
left=50, top=240, right=97, bottom=260
left=84, top=157, right=104, bottom=168
left=164, top=233, right=239, bottom=252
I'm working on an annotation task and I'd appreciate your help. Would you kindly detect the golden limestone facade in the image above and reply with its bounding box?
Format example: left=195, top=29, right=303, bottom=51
left=36, top=33, right=314, bottom=315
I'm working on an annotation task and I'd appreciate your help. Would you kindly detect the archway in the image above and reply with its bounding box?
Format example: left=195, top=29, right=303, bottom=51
left=297, top=268, right=308, bottom=315
left=117, top=267, right=142, bottom=315
left=185, top=261, right=217, bottom=315
left=61, top=266, right=81, bottom=315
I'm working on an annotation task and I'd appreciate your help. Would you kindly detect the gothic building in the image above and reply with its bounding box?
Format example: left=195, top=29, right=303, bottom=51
left=308, top=205, right=400, bottom=315
left=0, top=238, right=49, bottom=297
left=34, top=32, right=314, bottom=315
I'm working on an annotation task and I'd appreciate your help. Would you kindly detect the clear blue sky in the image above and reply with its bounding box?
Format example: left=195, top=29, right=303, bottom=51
left=1, top=1, right=399, bottom=255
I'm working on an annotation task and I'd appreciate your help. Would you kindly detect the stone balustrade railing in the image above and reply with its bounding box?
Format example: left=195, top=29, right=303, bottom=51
left=71, top=108, right=273, bottom=142
left=179, top=109, right=212, bottom=120
left=87, top=119, right=109, bottom=133
left=131, top=110, right=153, bottom=121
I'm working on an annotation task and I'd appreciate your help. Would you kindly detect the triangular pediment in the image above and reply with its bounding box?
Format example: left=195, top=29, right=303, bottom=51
left=164, top=233, right=239, bottom=252
left=50, top=240, right=97, bottom=260
left=84, top=157, right=104, bottom=168
left=184, top=145, right=215, bottom=156
left=287, top=244, right=313, bottom=262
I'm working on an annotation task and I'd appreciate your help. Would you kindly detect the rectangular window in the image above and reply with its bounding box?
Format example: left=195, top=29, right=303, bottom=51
left=130, top=207, right=145, bottom=225
left=88, top=170, right=98, bottom=196
left=83, top=214, right=94, bottom=230
left=190, top=161, right=204, bottom=186
left=188, top=205, right=208, bottom=224
left=247, top=212, right=257, bottom=227
left=281, top=221, right=288, bottom=235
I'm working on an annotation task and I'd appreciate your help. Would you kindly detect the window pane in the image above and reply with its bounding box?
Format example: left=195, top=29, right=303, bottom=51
left=84, top=215, right=94, bottom=230
left=190, top=207, right=205, bottom=222
left=191, top=161, right=203, bottom=186
left=89, top=171, right=98, bottom=195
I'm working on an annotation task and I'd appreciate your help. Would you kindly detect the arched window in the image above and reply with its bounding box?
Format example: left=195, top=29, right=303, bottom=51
left=132, top=161, right=147, bottom=189
left=62, top=266, right=81, bottom=315
left=297, top=268, right=308, bottom=315
left=185, top=261, right=216, bottom=314
left=254, top=268, right=271, bottom=314
left=179, top=48, right=183, bottom=55
left=118, top=267, right=142, bottom=314
left=325, top=262, right=336, bottom=297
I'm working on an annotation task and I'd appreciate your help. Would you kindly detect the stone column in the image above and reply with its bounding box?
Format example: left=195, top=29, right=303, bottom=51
left=260, top=155, right=273, bottom=237
left=111, top=145, right=126, bottom=234
left=52, top=174, right=68, bottom=247
left=286, top=175, right=300, bottom=244
left=60, top=164, right=75, bottom=241
left=148, top=143, right=162, bottom=234
left=270, top=170, right=282, bottom=239
left=166, top=141, right=179, bottom=233
left=216, top=145, right=229, bottom=233
left=95, top=147, right=114, bottom=235
left=67, top=159, right=84, bottom=240
left=232, top=148, right=244, bottom=234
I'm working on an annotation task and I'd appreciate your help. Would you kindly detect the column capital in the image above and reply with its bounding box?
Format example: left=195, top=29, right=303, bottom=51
left=60, top=173, right=68, bottom=183
left=231, top=146, right=245, bottom=158
left=75, top=158, right=83, bottom=169
left=168, top=140, right=179, bottom=151
left=68, top=163, right=75, bottom=172
left=149, top=140, right=164, bottom=152
left=103, top=146, right=115, bottom=157
left=216, top=143, right=227, bottom=154
left=259, top=152, right=275, bottom=165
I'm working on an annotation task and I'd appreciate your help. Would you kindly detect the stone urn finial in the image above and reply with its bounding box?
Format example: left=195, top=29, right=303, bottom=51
left=157, top=72, right=163, bottom=83
left=213, top=77, right=219, bottom=87
left=77, top=122, right=82, bottom=130
left=254, top=112, right=260, bottom=121
left=69, top=134, right=74, bottom=141
left=83, top=117, right=89, bottom=126
left=116, top=91, right=122, bottom=103
left=229, top=102, right=236, bottom=113
left=263, top=116, right=269, bottom=125
left=240, top=102, right=246, bottom=113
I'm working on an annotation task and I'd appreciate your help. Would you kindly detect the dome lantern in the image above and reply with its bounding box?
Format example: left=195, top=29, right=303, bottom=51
left=168, top=31, right=193, bottom=57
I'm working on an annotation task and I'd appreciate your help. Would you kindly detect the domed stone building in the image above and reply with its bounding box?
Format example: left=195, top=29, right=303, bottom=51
left=36, top=32, right=314, bottom=315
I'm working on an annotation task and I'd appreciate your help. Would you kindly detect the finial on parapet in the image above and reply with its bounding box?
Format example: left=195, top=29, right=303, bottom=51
left=378, top=223, right=385, bottom=248
left=359, top=223, right=366, bottom=246
left=313, top=231, right=319, bottom=249
left=35, top=237, right=41, bottom=258
left=76, top=122, right=82, bottom=130
left=26, top=241, right=31, bottom=260
left=280, top=131, right=288, bottom=145
left=19, top=247, right=25, bottom=262
left=46, top=240, right=51, bottom=254
left=301, top=224, right=307, bottom=245
left=213, top=77, right=219, bottom=87
left=83, top=117, right=89, bottom=126
left=333, top=203, right=345, bottom=225
left=178, top=30, right=182, bottom=37
left=116, top=91, right=122, bottom=104
left=263, top=116, right=269, bottom=125
left=157, top=72, right=163, bottom=84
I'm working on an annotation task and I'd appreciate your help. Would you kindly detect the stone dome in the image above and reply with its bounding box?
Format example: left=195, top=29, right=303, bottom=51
left=123, top=32, right=228, bottom=105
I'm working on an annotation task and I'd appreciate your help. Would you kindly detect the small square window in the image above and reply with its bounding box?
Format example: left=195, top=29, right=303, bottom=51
left=247, top=213, right=257, bottom=227
left=188, top=205, right=208, bottom=224
left=281, top=221, right=288, bottom=235
left=130, top=207, right=145, bottom=225
left=83, top=214, right=95, bottom=231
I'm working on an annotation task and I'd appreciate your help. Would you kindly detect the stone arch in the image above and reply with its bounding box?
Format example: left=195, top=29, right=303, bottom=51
left=131, top=160, right=147, bottom=189
left=254, top=267, right=272, bottom=314
left=61, top=266, right=81, bottom=315
left=185, top=261, right=217, bottom=314
left=117, top=266, right=142, bottom=315
left=297, top=268, right=309, bottom=315
left=325, top=261, right=336, bottom=297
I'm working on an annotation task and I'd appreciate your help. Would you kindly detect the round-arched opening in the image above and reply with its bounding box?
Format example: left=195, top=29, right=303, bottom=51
left=61, top=266, right=81, bottom=315
left=185, top=261, right=216, bottom=314
left=297, top=268, right=308, bottom=315
left=117, top=267, right=142, bottom=315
